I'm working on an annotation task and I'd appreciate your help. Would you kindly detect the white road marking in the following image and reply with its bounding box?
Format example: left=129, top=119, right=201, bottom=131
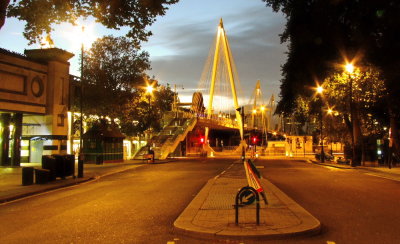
left=166, top=241, right=175, bottom=244
left=364, top=173, right=400, bottom=182
left=327, top=241, right=336, bottom=244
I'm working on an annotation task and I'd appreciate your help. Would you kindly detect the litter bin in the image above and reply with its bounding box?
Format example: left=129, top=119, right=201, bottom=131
left=35, top=168, right=50, bottom=184
left=96, top=154, right=103, bottom=165
left=22, top=167, right=34, bottom=186
left=42, top=155, right=57, bottom=181
left=52, top=154, right=67, bottom=179
left=63, top=154, right=75, bottom=177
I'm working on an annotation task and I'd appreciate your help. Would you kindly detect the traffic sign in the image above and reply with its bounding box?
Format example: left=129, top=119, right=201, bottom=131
left=238, top=188, right=256, bottom=205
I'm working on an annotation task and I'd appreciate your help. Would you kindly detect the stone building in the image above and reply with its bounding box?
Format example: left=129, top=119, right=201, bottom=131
left=0, top=48, right=73, bottom=166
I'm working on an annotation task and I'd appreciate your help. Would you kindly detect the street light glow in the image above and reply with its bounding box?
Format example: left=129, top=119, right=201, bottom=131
left=146, top=85, right=154, bottom=94
left=62, top=21, right=97, bottom=51
left=316, top=86, right=324, bottom=94
left=345, top=63, right=355, bottom=74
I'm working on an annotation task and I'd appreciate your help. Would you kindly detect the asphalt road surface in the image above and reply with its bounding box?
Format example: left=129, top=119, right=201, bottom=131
left=256, top=159, right=400, bottom=244
left=0, top=158, right=232, bottom=244
left=1, top=158, right=399, bottom=244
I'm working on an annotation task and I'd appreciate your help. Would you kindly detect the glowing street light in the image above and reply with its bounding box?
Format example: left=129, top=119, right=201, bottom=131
left=145, top=82, right=155, bottom=114
left=146, top=85, right=154, bottom=94
left=146, top=83, right=154, bottom=99
left=316, top=85, right=324, bottom=94
left=345, top=63, right=355, bottom=74
left=315, top=84, right=325, bottom=163
left=62, top=21, right=97, bottom=51
left=344, top=61, right=357, bottom=166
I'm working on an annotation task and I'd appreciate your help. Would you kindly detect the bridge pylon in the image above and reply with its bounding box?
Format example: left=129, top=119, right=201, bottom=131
left=204, top=19, right=244, bottom=155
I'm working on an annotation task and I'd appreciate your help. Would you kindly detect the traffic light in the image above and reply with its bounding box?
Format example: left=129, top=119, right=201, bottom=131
left=252, top=136, right=258, bottom=144
left=199, top=136, right=205, bottom=144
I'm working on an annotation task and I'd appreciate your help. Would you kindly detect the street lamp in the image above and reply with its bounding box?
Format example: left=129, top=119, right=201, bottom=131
left=146, top=84, right=154, bottom=111
left=316, top=85, right=325, bottom=163
left=344, top=62, right=357, bottom=166
left=326, top=107, right=336, bottom=156
left=345, top=63, right=354, bottom=74
left=260, top=105, right=267, bottom=146
left=144, top=82, right=155, bottom=145
left=78, top=25, right=85, bottom=178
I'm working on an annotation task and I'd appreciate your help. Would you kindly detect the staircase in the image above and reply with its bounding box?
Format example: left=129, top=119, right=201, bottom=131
left=134, top=117, right=197, bottom=160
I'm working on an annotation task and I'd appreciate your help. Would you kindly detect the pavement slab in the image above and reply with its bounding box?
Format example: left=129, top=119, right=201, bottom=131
left=174, top=161, right=321, bottom=240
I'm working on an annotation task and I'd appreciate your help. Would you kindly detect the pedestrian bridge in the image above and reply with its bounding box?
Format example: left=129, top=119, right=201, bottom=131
left=136, top=19, right=285, bottom=159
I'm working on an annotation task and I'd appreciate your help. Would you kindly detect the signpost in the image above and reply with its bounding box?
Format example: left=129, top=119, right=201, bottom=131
left=235, top=186, right=260, bottom=225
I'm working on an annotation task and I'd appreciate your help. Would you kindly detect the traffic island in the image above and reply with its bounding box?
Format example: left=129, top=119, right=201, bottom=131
left=174, top=162, right=321, bottom=240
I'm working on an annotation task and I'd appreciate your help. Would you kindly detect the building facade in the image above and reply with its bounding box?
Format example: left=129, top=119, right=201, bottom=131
left=0, top=48, right=73, bottom=166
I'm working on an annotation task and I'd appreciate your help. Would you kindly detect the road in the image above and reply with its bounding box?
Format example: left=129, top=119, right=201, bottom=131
left=0, top=158, right=232, bottom=244
left=256, top=159, right=400, bottom=244
left=1, top=158, right=399, bottom=244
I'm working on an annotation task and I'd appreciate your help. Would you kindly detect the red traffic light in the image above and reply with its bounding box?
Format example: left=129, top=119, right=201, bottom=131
left=252, top=136, right=257, bottom=144
left=200, top=136, right=205, bottom=144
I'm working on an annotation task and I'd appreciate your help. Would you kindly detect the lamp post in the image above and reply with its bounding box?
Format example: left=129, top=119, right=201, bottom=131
left=260, top=105, right=266, bottom=146
left=317, top=85, right=325, bottom=163
left=146, top=84, right=154, bottom=111
left=78, top=25, right=85, bottom=178
left=345, top=63, right=357, bottom=167
left=145, top=83, right=154, bottom=145
left=327, top=108, right=336, bottom=156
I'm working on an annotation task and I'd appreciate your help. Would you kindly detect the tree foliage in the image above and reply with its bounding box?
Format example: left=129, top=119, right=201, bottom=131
left=263, top=0, right=400, bottom=154
left=262, top=0, right=400, bottom=111
left=263, top=0, right=352, bottom=114
left=119, top=82, right=175, bottom=136
left=82, top=35, right=150, bottom=118
left=5, top=0, right=179, bottom=45
left=74, top=35, right=175, bottom=136
left=323, top=65, right=388, bottom=138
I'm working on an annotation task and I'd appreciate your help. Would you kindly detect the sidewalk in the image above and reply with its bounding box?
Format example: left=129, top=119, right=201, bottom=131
left=174, top=161, right=321, bottom=240
left=0, top=160, right=150, bottom=204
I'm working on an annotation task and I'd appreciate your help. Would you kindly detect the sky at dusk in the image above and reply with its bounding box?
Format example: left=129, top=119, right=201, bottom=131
left=0, top=0, right=287, bottom=105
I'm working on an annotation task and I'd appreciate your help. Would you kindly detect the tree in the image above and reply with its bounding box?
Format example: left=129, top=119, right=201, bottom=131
left=323, top=65, right=388, bottom=162
left=81, top=35, right=150, bottom=120
left=263, top=0, right=400, bottom=158
left=119, top=82, right=175, bottom=136
left=263, top=0, right=351, bottom=115
left=353, top=2, right=400, bottom=156
left=292, top=95, right=312, bottom=135
left=5, top=0, right=179, bottom=46
left=0, top=0, right=9, bottom=29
